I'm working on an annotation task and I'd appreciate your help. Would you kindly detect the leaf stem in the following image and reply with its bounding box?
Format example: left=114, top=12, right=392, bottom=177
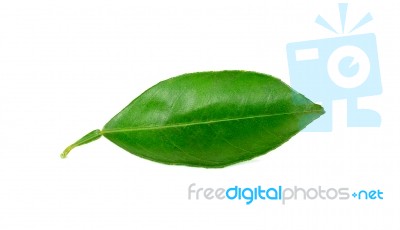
left=61, top=129, right=102, bottom=159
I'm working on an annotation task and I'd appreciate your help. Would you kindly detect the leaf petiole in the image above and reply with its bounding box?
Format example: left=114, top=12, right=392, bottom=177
left=61, top=129, right=102, bottom=159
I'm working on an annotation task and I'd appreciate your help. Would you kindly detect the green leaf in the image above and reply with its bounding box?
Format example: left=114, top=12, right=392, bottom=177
left=62, top=70, right=324, bottom=168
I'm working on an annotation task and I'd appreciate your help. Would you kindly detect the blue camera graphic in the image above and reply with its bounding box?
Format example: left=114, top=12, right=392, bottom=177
left=287, top=3, right=381, bottom=131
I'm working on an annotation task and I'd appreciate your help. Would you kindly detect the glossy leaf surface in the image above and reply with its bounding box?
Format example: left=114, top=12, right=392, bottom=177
left=62, top=71, right=324, bottom=168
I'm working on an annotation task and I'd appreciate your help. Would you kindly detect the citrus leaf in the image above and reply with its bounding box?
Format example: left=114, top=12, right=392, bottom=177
left=61, top=71, right=324, bottom=168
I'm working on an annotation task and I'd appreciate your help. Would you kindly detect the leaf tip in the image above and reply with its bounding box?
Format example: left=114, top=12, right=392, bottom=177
left=317, top=103, right=325, bottom=115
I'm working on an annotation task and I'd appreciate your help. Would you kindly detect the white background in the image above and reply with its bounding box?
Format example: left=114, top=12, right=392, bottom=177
left=1, top=0, right=399, bottom=229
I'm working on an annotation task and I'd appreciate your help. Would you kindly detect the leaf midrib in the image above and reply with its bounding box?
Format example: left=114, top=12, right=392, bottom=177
left=101, top=109, right=323, bottom=134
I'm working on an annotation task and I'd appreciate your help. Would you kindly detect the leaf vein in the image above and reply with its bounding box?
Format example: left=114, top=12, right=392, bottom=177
left=101, top=109, right=322, bottom=134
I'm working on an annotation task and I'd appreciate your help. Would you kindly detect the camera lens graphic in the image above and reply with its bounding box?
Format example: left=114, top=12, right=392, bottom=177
left=327, top=45, right=371, bottom=88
